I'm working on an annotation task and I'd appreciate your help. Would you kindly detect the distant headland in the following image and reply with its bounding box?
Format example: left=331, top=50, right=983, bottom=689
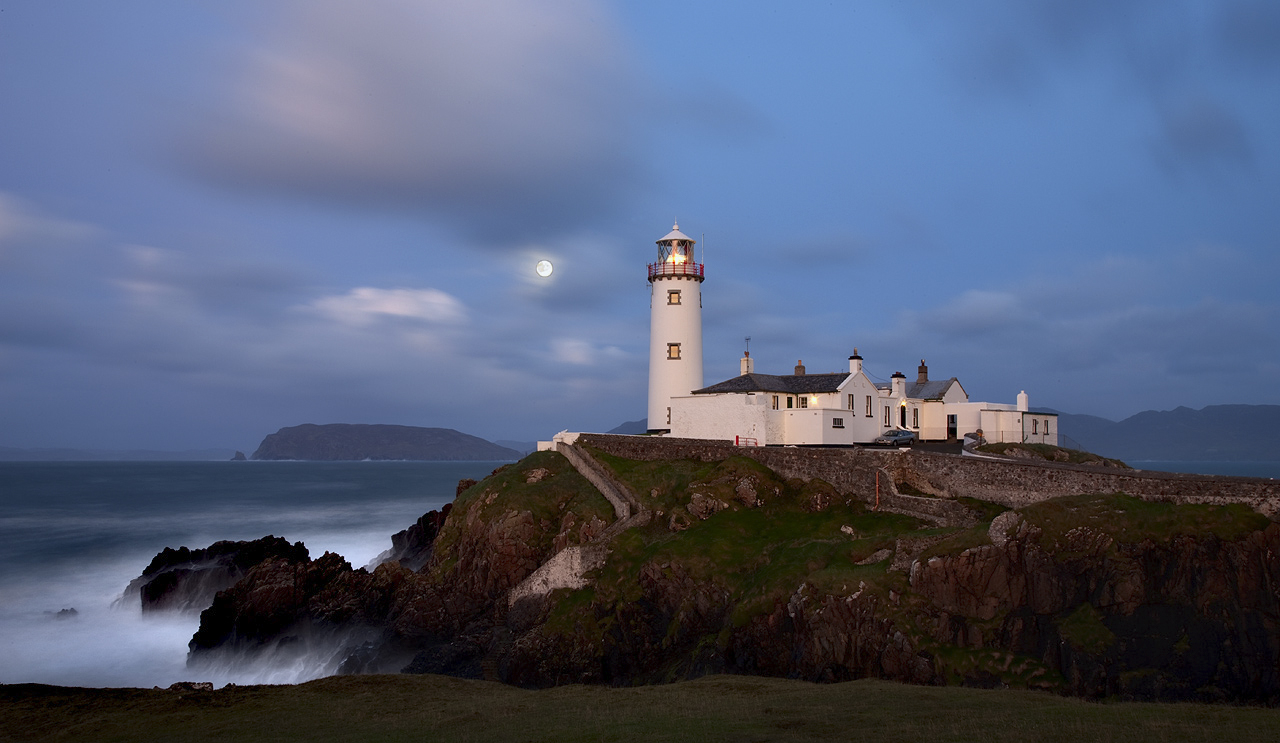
left=249, top=424, right=521, bottom=461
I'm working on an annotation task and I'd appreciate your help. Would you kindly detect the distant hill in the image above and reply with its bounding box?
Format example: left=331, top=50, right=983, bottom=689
left=608, top=419, right=648, bottom=435
left=1051, top=404, right=1280, bottom=462
left=250, top=424, right=520, bottom=461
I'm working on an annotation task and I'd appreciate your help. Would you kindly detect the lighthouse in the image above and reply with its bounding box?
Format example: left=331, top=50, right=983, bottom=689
left=647, top=222, right=705, bottom=433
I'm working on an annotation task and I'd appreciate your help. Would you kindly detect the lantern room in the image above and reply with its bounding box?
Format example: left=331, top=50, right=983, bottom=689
left=648, top=222, right=704, bottom=281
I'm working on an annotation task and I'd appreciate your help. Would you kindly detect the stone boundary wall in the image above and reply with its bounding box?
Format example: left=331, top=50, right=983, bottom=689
left=553, top=442, right=631, bottom=520
left=577, top=434, right=1280, bottom=519
left=579, top=434, right=975, bottom=525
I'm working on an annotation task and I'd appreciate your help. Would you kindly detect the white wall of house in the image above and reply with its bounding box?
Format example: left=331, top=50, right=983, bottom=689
left=978, top=409, right=1023, bottom=443
left=669, top=391, right=765, bottom=443
left=837, top=373, right=883, bottom=443
left=1022, top=413, right=1058, bottom=445
left=776, top=408, right=855, bottom=446
left=919, top=400, right=948, bottom=441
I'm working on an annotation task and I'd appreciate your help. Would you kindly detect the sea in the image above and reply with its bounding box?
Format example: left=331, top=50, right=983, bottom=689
left=0, top=460, right=504, bottom=689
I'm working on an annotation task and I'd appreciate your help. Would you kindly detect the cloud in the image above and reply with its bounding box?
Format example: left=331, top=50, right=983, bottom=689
left=0, top=193, right=97, bottom=255
left=0, top=193, right=653, bottom=447
left=116, top=245, right=307, bottom=317
left=1153, top=95, right=1253, bottom=174
left=917, top=290, right=1025, bottom=337
left=905, top=0, right=1262, bottom=174
left=173, top=0, right=644, bottom=243
left=1215, top=0, right=1280, bottom=72
left=855, top=247, right=1280, bottom=416
left=303, top=287, right=466, bottom=327
left=548, top=337, right=626, bottom=367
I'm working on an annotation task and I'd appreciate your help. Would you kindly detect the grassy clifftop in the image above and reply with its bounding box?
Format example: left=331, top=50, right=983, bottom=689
left=491, top=449, right=1278, bottom=698
left=171, top=447, right=1280, bottom=702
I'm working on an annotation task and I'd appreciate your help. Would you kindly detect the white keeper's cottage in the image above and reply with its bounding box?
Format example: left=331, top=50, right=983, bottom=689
left=644, top=223, right=1057, bottom=447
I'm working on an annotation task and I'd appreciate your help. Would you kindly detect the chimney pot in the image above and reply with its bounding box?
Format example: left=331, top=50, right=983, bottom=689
left=794, top=360, right=806, bottom=375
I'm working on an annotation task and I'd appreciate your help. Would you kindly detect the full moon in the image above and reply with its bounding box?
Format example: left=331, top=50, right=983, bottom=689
left=535, top=260, right=553, bottom=277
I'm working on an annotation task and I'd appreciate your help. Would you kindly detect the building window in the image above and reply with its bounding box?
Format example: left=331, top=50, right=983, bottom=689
left=847, top=394, right=854, bottom=410
left=1032, top=419, right=1039, bottom=434
left=667, top=343, right=681, bottom=360
left=787, top=397, right=793, bottom=409
left=832, top=417, right=844, bottom=429
left=912, top=408, right=919, bottom=428
left=772, top=395, right=779, bottom=410
left=666, top=406, right=671, bottom=425
left=865, top=395, right=872, bottom=417
left=884, top=406, right=890, bottom=426
left=798, top=396, right=808, bottom=409
left=667, top=290, right=681, bottom=305
left=1045, top=419, right=1051, bottom=435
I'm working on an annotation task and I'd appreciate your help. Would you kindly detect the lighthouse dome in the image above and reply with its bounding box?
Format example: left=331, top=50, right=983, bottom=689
left=657, top=222, right=695, bottom=245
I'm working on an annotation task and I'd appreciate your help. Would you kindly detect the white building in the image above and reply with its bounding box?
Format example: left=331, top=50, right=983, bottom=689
left=642, top=222, right=1056, bottom=447
left=668, top=354, right=1057, bottom=446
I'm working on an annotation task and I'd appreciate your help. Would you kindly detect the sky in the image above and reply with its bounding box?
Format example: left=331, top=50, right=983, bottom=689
left=1, top=1, right=1278, bottom=452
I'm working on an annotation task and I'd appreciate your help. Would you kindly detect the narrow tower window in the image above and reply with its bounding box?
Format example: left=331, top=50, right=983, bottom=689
left=667, top=290, right=681, bottom=305
left=667, top=343, right=681, bottom=360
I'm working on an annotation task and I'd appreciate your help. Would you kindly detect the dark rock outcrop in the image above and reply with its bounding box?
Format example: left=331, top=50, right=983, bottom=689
left=125, top=536, right=308, bottom=613
left=185, top=462, right=610, bottom=677
left=249, top=424, right=520, bottom=461
left=374, top=504, right=453, bottom=571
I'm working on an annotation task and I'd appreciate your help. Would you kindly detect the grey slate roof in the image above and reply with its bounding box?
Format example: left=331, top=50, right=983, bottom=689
left=692, top=372, right=849, bottom=395
left=906, top=378, right=963, bottom=400
left=875, top=378, right=965, bottom=400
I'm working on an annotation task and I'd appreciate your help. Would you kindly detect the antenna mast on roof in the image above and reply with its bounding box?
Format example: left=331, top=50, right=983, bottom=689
left=745, top=336, right=751, bottom=354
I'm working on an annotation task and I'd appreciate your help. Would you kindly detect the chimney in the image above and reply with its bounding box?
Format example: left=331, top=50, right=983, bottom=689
left=794, top=359, right=806, bottom=376
left=1017, top=390, right=1029, bottom=412
left=740, top=350, right=754, bottom=376
left=891, top=371, right=906, bottom=398
left=849, top=348, right=862, bottom=374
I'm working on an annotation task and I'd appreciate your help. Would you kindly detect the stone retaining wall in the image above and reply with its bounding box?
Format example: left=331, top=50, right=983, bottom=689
left=578, top=434, right=1280, bottom=519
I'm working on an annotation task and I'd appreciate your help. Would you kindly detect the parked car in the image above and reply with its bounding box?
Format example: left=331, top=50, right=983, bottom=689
left=873, top=429, right=916, bottom=447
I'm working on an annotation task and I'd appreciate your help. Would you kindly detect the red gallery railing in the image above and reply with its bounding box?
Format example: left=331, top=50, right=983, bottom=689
left=648, top=262, right=705, bottom=281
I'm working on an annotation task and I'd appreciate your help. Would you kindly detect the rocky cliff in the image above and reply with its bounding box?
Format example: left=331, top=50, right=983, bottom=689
left=250, top=424, right=520, bottom=461
left=150, top=448, right=1280, bottom=702
left=123, top=536, right=308, bottom=613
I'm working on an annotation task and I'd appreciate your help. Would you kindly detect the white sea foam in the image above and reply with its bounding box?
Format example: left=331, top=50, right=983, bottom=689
left=0, top=460, right=490, bottom=688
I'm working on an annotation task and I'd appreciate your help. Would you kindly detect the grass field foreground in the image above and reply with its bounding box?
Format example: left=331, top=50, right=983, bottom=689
left=3, top=673, right=1278, bottom=743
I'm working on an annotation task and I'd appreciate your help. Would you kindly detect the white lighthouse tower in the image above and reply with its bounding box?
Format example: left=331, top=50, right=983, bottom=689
left=647, top=222, right=705, bottom=433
